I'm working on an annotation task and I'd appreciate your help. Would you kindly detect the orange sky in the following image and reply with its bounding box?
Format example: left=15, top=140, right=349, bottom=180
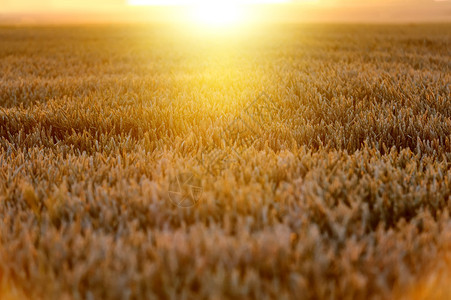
left=0, top=0, right=450, bottom=23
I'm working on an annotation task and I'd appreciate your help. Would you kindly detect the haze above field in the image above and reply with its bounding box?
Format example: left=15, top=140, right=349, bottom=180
left=1, top=0, right=450, bottom=23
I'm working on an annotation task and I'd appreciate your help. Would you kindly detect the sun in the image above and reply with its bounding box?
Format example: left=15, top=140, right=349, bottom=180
left=128, top=1, right=293, bottom=27
left=191, top=3, right=243, bottom=26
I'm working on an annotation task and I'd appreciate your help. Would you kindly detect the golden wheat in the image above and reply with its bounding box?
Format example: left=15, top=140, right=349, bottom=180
left=0, top=24, right=450, bottom=299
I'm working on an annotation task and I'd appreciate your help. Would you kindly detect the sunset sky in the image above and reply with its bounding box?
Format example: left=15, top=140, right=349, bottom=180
left=1, top=0, right=450, bottom=23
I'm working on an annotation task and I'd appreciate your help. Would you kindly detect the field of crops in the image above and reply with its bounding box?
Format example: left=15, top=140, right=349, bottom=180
left=0, top=24, right=450, bottom=299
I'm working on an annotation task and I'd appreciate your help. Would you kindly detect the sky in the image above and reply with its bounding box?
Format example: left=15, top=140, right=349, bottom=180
left=0, top=0, right=450, bottom=23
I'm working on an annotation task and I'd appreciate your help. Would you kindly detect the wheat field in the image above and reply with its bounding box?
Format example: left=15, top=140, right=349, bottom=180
left=0, top=24, right=450, bottom=299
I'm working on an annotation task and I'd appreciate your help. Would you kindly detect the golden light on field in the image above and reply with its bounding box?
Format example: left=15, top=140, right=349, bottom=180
left=1, top=8, right=451, bottom=300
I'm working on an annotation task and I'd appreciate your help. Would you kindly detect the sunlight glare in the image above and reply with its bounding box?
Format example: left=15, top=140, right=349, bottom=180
left=191, top=3, right=242, bottom=26
left=128, top=0, right=294, bottom=27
